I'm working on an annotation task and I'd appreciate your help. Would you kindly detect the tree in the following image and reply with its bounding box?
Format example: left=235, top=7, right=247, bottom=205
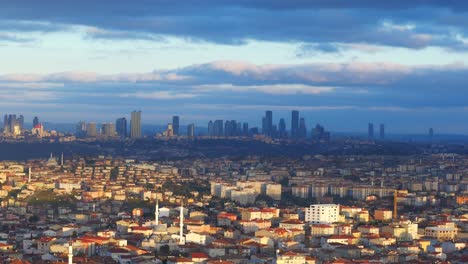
left=28, top=215, right=39, bottom=223
left=159, top=245, right=170, bottom=255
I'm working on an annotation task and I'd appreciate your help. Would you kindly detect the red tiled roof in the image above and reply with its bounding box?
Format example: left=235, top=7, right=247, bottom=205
left=191, top=252, right=209, bottom=258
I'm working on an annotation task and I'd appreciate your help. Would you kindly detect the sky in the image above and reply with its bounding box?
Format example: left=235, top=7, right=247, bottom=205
left=1, top=1, right=468, bottom=133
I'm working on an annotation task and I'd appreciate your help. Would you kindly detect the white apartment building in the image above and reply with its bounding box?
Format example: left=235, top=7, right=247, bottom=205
left=305, top=204, right=340, bottom=224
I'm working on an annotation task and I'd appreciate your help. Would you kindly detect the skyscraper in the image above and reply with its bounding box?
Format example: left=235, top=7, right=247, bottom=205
left=33, top=116, right=40, bottom=127
left=291, top=110, right=299, bottom=138
left=242, top=122, right=249, bottom=136
left=208, top=121, right=213, bottom=136
left=225, top=121, right=230, bottom=137
left=429, top=128, right=434, bottom=141
left=265, top=110, right=273, bottom=136
left=379, top=124, right=385, bottom=140
left=187, top=123, right=195, bottom=137
left=279, top=118, right=286, bottom=138
left=3, top=114, right=23, bottom=135
left=312, top=124, right=324, bottom=141
left=213, top=120, right=223, bottom=137
left=102, top=123, right=115, bottom=137
left=130, top=111, right=142, bottom=139
left=224, top=120, right=237, bottom=137
left=8, top=114, right=16, bottom=134
left=76, top=121, right=87, bottom=137
left=299, top=117, right=307, bottom=138
left=3, top=115, right=7, bottom=133
left=116, top=117, right=127, bottom=138
left=18, top=115, right=24, bottom=130
left=87, top=122, right=98, bottom=137
left=172, top=116, right=180, bottom=136
left=368, top=123, right=374, bottom=140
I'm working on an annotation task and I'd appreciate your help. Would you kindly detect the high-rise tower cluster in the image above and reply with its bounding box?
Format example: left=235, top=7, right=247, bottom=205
left=3, top=114, right=24, bottom=136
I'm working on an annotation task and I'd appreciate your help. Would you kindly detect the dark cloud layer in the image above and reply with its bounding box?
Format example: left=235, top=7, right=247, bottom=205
left=1, top=1, right=468, bottom=49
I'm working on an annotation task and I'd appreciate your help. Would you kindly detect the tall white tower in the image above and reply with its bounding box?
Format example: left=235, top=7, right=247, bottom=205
left=61, top=152, right=64, bottom=166
left=155, top=199, right=159, bottom=225
left=179, top=201, right=185, bottom=245
left=28, top=167, right=31, bottom=183
left=68, top=240, right=73, bottom=264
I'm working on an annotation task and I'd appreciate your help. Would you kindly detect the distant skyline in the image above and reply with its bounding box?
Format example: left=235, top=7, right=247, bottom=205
left=1, top=1, right=468, bottom=133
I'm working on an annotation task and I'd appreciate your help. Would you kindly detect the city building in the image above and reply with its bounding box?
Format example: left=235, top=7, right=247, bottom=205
left=187, top=123, right=195, bottom=137
left=264, top=110, right=272, bottom=136
left=291, top=110, right=299, bottom=138
left=279, top=118, right=286, bottom=138
left=425, top=222, right=458, bottom=241
left=172, top=116, right=180, bottom=136
left=429, top=128, right=434, bottom=140
left=76, top=121, right=87, bottom=137
left=242, top=122, right=249, bottom=136
left=87, top=122, right=98, bottom=137
left=31, top=123, right=44, bottom=138
left=165, top=123, right=174, bottom=137
left=298, top=118, right=307, bottom=138
left=101, top=123, right=115, bottom=137
left=374, top=209, right=392, bottom=221
left=213, top=120, right=223, bottom=137
left=305, top=204, right=339, bottom=224
left=207, top=120, right=213, bottom=136
left=368, top=123, right=374, bottom=140
left=3, top=114, right=23, bottom=136
left=130, top=111, right=142, bottom=139
left=116, top=117, right=127, bottom=138
left=33, top=116, right=40, bottom=127
left=379, top=123, right=385, bottom=140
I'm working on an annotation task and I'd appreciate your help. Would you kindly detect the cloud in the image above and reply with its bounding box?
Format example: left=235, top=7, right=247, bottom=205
left=0, top=82, right=64, bottom=89
left=0, top=71, right=190, bottom=83
left=0, top=20, right=67, bottom=32
left=176, top=60, right=437, bottom=86
left=84, top=26, right=165, bottom=41
left=193, top=84, right=337, bottom=95
left=120, top=91, right=198, bottom=100
left=0, top=90, right=57, bottom=101
left=1, top=60, right=466, bottom=91
left=1, top=1, right=468, bottom=50
left=0, top=32, right=34, bottom=43
left=297, top=43, right=386, bottom=56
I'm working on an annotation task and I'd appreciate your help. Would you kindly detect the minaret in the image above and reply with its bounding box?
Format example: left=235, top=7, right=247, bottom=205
left=28, top=167, right=31, bottom=183
left=393, top=190, right=398, bottom=221
left=68, top=240, right=73, bottom=264
left=155, top=199, right=159, bottom=225
left=179, top=201, right=185, bottom=245
left=61, top=152, right=64, bottom=166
